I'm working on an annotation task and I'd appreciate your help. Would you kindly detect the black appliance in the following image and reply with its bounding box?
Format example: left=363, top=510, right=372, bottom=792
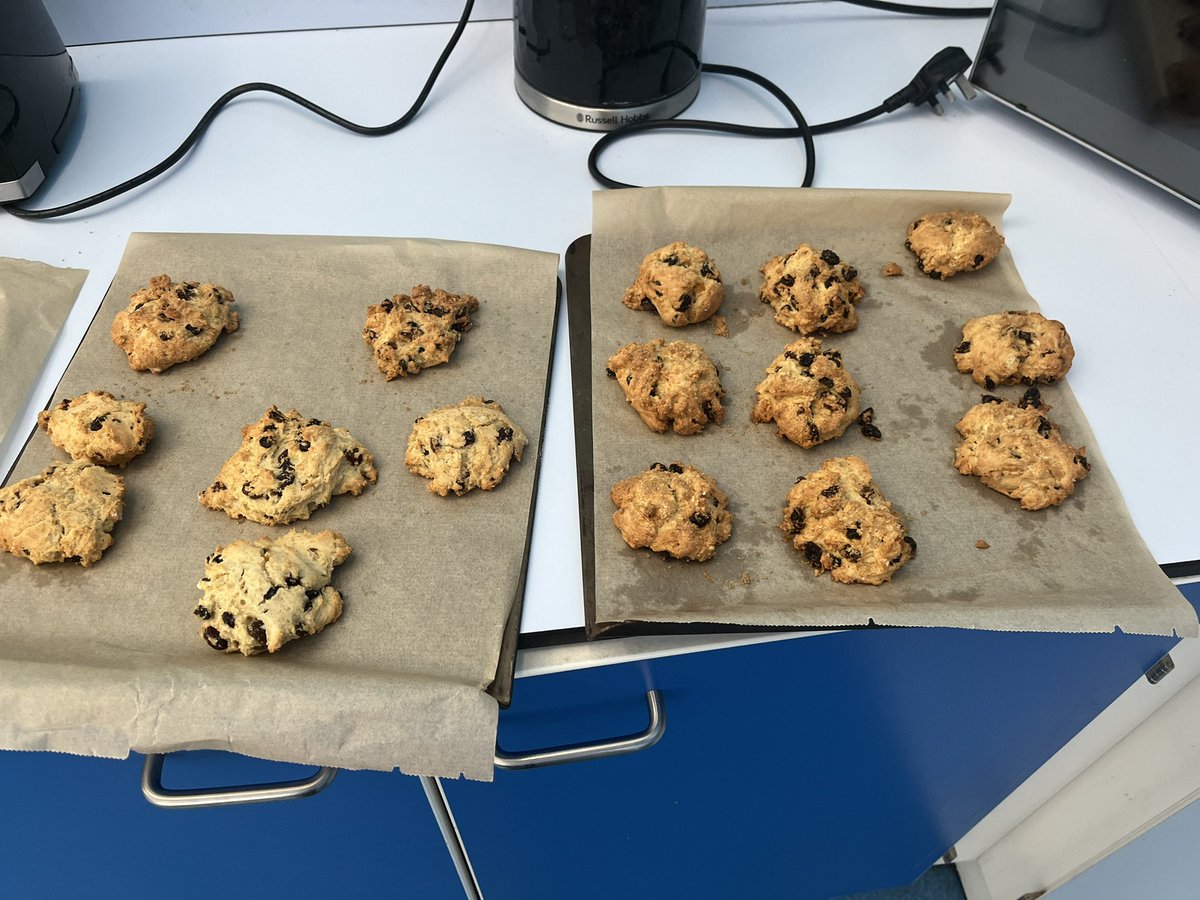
left=972, top=0, right=1200, bottom=209
left=0, top=0, right=79, bottom=202
left=513, top=0, right=706, bottom=130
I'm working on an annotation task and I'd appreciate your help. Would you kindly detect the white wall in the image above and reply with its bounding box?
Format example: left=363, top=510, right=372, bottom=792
left=41, top=0, right=989, bottom=46
left=42, top=0, right=814, bottom=46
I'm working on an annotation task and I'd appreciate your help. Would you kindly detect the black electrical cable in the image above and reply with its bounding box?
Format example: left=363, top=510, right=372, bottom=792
left=2, top=0, right=477, bottom=219
left=591, top=65, right=820, bottom=189
left=838, top=0, right=992, bottom=17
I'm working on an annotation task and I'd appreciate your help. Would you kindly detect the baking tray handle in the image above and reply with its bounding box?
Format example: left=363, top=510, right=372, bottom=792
left=141, top=753, right=337, bottom=808
left=494, top=689, right=666, bottom=770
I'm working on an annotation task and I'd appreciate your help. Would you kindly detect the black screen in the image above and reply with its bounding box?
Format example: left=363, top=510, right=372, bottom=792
left=971, top=0, right=1200, bottom=207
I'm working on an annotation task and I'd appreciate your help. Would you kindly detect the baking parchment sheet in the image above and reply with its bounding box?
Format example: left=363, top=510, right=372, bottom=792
left=0, top=258, right=87, bottom=444
left=0, top=233, right=560, bottom=780
left=586, top=187, right=1197, bottom=638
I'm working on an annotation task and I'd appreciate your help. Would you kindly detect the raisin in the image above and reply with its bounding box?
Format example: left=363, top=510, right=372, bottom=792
left=823, top=277, right=838, bottom=289
left=904, top=536, right=917, bottom=554
left=297, top=440, right=311, bottom=452
left=820, top=484, right=839, bottom=497
left=807, top=422, right=821, bottom=443
left=845, top=527, right=861, bottom=540
left=857, top=408, right=874, bottom=426
left=159, top=332, right=171, bottom=341
left=1015, top=330, right=1034, bottom=345
left=204, top=627, right=228, bottom=651
left=1074, top=454, right=1091, bottom=471
left=843, top=546, right=862, bottom=563
left=307, top=419, right=322, bottom=427
left=262, top=424, right=277, bottom=432
left=798, top=353, right=815, bottom=367
left=185, top=324, right=204, bottom=336
left=648, top=383, right=658, bottom=398
left=984, top=376, right=996, bottom=390
left=779, top=274, right=795, bottom=288
left=640, top=298, right=655, bottom=311
left=241, top=481, right=268, bottom=499
left=381, top=298, right=394, bottom=313
left=89, top=416, right=106, bottom=431
left=842, top=266, right=858, bottom=281
left=222, top=612, right=236, bottom=628
left=210, top=554, right=222, bottom=564
left=700, top=263, right=715, bottom=278
left=1037, top=417, right=1053, bottom=439
left=285, top=575, right=301, bottom=588
left=344, top=448, right=364, bottom=466
left=247, top=619, right=268, bottom=647
left=818, top=376, right=835, bottom=388
left=677, top=294, right=693, bottom=312
left=259, top=436, right=274, bottom=448
left=304, top=589, right=319, bottom=611
left=690, top=512, right=711, bottom=527
left=1019, top=387, right=1043, bottom=409
left=498, top=426, right=514, bottom=443
left=702, top=401, right=716, bottom=422
left=809, top=265, right=821, bottom=279
left=926, top=270, right=942, bottom=280
left=605, top=367, right=616, bottom=378
left=981, top=394, right=1003, bottom=404
left=463, top=430, right=476, bottom=446
left=820, top=249, right=840, bottom=266
left=789, top=507, right=805, bottom=532
left=973, top=254, right=985, bottom=267
left=668, top=463, right=684, bottom=474
left=825, top=350, right=843, bottom=366
left=955, top=341, right=971, bottom=354
left=193, top=605, right=212, bottom=620
left=268, top=409, right=285, bottom=422
left=295, top=622, right=309, bottom=636
left=803, top=542, right=824, bottom=567
left=861, top=423, right=882, bottom=440
left=263, top=585, right=279, bottom=600
left=662, top=254, right=679, bottom=265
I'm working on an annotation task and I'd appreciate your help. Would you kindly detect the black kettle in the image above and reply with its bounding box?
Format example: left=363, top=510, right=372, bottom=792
left=513, top=0, right=706, bottom=130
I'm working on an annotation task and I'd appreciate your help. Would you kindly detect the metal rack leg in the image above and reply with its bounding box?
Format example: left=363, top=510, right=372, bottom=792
left=420, top=775, right=483, bottom=900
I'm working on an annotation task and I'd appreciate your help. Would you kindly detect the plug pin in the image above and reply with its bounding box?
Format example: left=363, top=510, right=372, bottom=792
left=942, top=87, right=956, bottom=104
left=954, top=74, right=977, bottom=101
left=929, top=98, right=945, bottom=116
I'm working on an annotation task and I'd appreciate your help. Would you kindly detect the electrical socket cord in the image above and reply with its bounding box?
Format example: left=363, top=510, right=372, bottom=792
left=589, top=46, right=979, bottom=189
left=1, top=0, right=988, bottom=220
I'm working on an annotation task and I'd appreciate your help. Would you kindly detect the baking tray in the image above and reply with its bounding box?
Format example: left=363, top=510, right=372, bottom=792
left=573, top=186, right=1197, bottom=640
left=0, top=232, right=560, bottom=779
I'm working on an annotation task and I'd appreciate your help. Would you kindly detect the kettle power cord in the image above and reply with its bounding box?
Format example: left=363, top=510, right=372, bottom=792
left=2, top=0, right=986, bottom=220
left=588, top=46, right=977, bottom=190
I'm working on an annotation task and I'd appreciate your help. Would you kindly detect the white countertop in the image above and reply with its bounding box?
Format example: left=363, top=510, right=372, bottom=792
left=3, top=4, right=1198, bottom=638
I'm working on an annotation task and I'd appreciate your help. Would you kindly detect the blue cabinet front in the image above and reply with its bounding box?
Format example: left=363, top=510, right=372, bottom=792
left=0, top=751, right=463, bottom=899
left=446, top=612, right=1192, bottom=900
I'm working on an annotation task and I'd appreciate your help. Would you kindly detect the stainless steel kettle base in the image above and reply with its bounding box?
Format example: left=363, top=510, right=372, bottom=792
left=514, top=73, right=700, bottom=131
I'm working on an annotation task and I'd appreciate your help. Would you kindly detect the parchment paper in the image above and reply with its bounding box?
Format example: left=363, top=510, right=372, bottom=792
left=0, top=258, right=87, bottom=444
left=0, top=233, right=560, bottom=780
left=587, top=187, right=1197, bottom=638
